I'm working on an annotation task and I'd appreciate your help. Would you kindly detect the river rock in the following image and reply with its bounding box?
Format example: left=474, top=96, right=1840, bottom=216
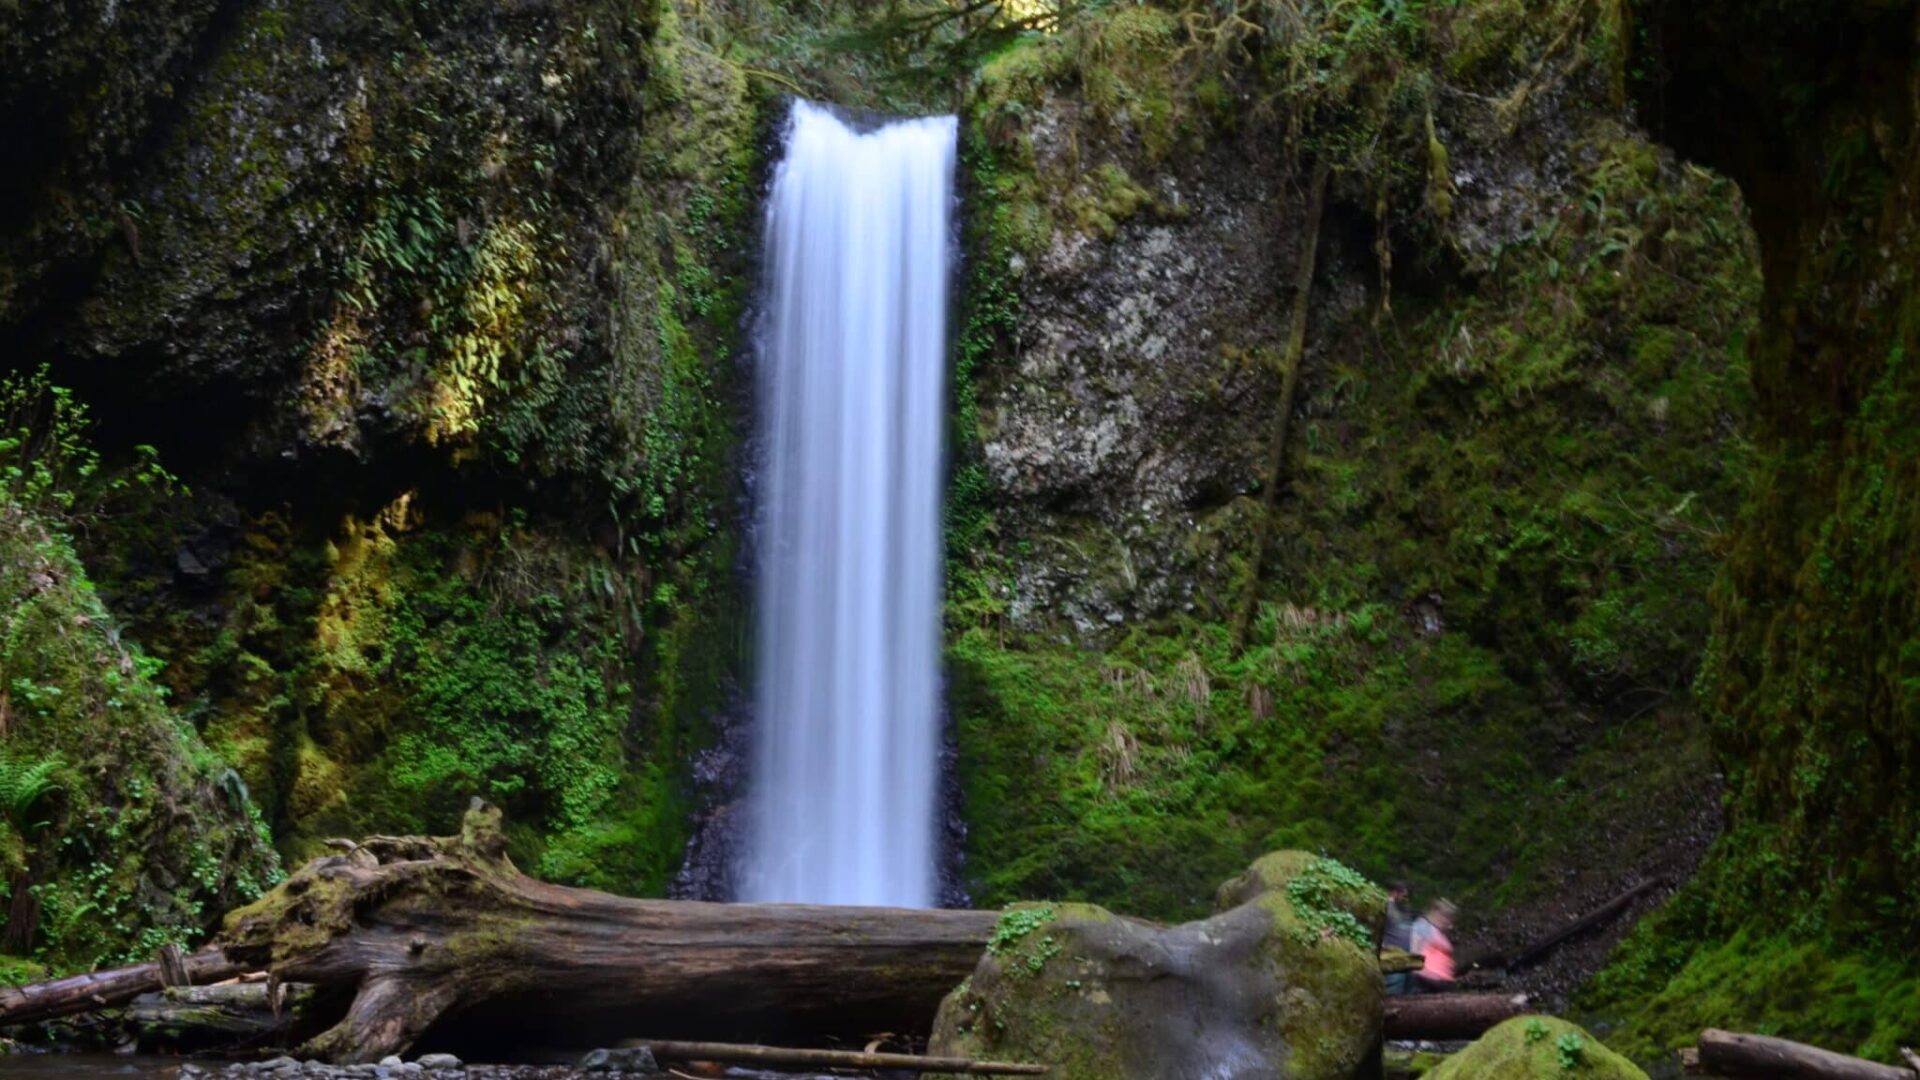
left=578, top=1047, right=659, bottom=1073
left=1427, top=1016, right=1647, bottom=1079
left=926, top=851, right=1385, bottom=1080
left=415, top=1057, right=462, bottom=1072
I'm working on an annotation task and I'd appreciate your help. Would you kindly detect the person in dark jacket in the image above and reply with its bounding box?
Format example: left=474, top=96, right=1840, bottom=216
left=1382, top=882, right=1414, bottom=995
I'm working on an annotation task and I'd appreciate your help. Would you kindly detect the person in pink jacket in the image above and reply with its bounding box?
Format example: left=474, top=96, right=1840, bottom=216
left=1409, top=899, right=1458, bottom=993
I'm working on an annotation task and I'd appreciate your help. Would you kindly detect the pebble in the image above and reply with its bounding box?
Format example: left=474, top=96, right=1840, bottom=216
left=206, top=1047, right=701, bottom=1080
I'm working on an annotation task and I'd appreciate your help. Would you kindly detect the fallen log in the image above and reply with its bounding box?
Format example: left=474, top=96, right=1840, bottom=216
left=211, top=801, right=1000, bottom=1063
left=1383, top=993, right=1529, bottom=1041
left=1693, top=1029, right=1918, bottom=1080
left=0, top=947, right=250, bottom=1027
left=126, top=982, right=321, bottom=1051
left=1473, top=878, right=1664, bottom=971
left=638, top=1038, right=1047, bottom=1075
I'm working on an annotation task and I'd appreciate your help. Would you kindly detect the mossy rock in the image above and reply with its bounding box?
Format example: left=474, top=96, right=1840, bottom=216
left=1216, top=851, right=1387, bottom=940
left=1427, top=1017, right=1646, bottom=1080
left=927, top=854, right=1382, bottom=1080
left=0, top=498, right=281, bottom=969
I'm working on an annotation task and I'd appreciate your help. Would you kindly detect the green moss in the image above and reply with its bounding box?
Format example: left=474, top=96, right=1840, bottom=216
left=930, top=858, right=1377, bottom=1080
left=1563, top=2, right=1920, bottom=1052
left=0, top=496, right=280, bottom=971
left=1429, top=1016, right=1646, bottom=1080
left=950, top=2, right=1757, bottom=941
left=1583, top=881, right=1920, bottom=1061
left=56, top=0, right=762, bottom=903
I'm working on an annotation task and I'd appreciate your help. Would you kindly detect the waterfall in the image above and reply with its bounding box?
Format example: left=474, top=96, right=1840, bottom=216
left=740, top=102, right=958, bottom=908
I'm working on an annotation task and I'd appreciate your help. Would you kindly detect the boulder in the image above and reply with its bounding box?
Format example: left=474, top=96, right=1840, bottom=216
left=1426, top=1016, right=1647, bottom=1080
left=927, top=853, right=1385, bottom=1080
left=578, top=1048, right=659, bottom=1074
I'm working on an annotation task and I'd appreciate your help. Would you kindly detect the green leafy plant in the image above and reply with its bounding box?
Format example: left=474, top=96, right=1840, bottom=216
left=988, top=903, right=1059, bottom=954
left=1285, top=857, right=1383, bottom=948
left=0, top=365, right=178, bottom=524
left=1555, top=1031, right=1586, bottom=1070
left=0, top=752, right=65, bottom=835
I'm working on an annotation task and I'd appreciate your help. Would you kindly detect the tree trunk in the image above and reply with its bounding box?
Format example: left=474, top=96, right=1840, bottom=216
left=3, top=869, right=40, bottom=955
left=212, top=802, right=1001, bottom=1063
left=1695, top=1029, right=1918, bottom=1080
left=1231, top=159, right=1333, bottom=653
left=0, top=948, right=249, bottom=1026
left=1382, top=993, right=1529, bottom=1041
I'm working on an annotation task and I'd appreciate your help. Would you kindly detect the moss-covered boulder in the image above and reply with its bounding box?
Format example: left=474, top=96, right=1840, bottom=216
left=926, top=853, right=1384, bottom=1080
left=1427, top=1016, right=1646, bottom=1080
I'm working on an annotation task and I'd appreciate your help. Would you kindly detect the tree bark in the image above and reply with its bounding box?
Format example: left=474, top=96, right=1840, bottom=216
left=0, top=948, right=249, bottom=1026
left=126, top=982, right=321, bottom=1051
left=1695, top=1029, right=1918, bottom=1080
left=3, top=869, right=40, bottom=955
left=1231, top=159, right=1333, bottom=653
left=212, top=802, right=1001, bottom=1063
left=1382, top=994, right=1529, bottom=1041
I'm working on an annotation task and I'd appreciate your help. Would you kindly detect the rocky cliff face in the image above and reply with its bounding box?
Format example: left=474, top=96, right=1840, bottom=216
left=0, top=0, right=765, bottom=959
left=0, top=494, right=279, bottom=972
left=947, top=0, right=1754, bottom=983
left=1578, top=0, right=1920, bottom=1060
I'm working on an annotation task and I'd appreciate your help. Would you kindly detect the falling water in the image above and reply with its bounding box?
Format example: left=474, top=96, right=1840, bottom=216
left=740, top=102, right=958, bottom=908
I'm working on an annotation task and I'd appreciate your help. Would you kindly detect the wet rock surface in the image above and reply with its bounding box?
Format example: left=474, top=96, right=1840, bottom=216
left=977, top=138, right=1299, bottom=637
left=195, top=1054, right=833, bottom=1080
left=927, top=852, right=1386, bottom=1080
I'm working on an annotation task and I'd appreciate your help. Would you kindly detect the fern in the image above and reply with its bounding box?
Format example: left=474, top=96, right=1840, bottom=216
left=0, top=752, right=64, bottom=835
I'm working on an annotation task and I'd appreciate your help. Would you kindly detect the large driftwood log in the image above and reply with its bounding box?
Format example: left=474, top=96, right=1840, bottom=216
left=1383, top=993, right=1529, bottom=1040
left=213, top=802, right=1001, bottom=1063
left=1694, top=1029, right=1918, bottom=1080
left=0, top=948, right=249, bottom=1026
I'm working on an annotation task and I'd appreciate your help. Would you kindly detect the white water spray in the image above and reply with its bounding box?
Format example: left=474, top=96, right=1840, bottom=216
left=741, top=102, right=958, bottom=908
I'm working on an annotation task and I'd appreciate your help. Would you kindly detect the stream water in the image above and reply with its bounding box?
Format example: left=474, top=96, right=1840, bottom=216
left=739, top=101, right=959, bottom=908
left=0, top=1058, right=841, bottom=1080
left=0, top=1058, right=180, bottom=1080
